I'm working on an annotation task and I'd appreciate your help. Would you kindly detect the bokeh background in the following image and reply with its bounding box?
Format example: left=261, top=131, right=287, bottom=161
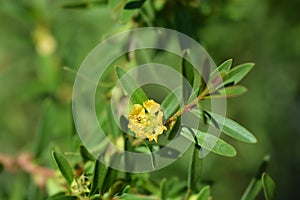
left=0, top=0, right=299, bottom=199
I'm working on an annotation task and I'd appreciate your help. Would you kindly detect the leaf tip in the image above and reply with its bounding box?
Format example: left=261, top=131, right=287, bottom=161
left=115, top=66, right=126, bottom=79
left=231, top=148, right=238, bottom=157
left=251, top=136, right=258, bottom=143
left=245, top=62, right=255, bottom=69
left=227, top=58, right=233, bottom=64
left=51, top=150, right=56, bottom=159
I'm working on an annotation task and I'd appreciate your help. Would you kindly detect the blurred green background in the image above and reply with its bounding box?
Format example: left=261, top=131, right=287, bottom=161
left=0, top=0, right=299, bottom=199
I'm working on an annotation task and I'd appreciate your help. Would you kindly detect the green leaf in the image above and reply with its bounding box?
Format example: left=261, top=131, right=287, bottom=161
left=108, top=0, right=125, bottom=10
left=90, top=194, right=101, bottom=199
left=181, top=50, right=194, bottom=103
left=209, top=111, right=257, bottom=143
left=160, top=178, right=168, bottom=200
left=205, top=85, right=248, bottom=99
left=115, top=66, right=148, bottom=105
left=241, top=179, right=262, bottom=200
left=52, top=151, right=73, bottom=185
left=222, top=63, right=254, bottom=86
left=262, top=173, right=275, bottom=200
left=198, top=57, right=210, bottom=96
left=120, top=115, right=129, bottom=132
left=241, top=156, right=270, bottom=200
left=80, top=145, right=95, bottom=163
left=161, top=88, right=181, bottom=120
left=196, top=185, right=210, bottom=200
left=210, top=59, right=233, bottom=78
left=192, top=110, right=257, bottom=143
left=108, top=180, right=126, bottom=198
left=120, top=0, right=141, bottom=24
left=168, top=178, right=186, bottom=198
left=124, top=133, right=135, bottom=174
left=113, top=193, right=157, bottom=200
left=181, top=127, right=237, bottom=157
left=89, top=158, right=107, bottom=196
left=107, top=104, right=121, bottom=139
left=122, top=185, right=131, bottom=193
left=48, top=194, right=77, bottom=200
left=124, top=0, right=146, bottom=10
left=187, top=146, right=202, bottom=190
left=61, top=0, right=104, bottom=9
left=202, top=58, right=211, bottom=84
left=102, top=155, right=119, bottom=193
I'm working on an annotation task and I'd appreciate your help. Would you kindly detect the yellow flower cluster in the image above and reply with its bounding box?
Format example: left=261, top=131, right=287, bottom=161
left=128, top=100, right=167, bottom=142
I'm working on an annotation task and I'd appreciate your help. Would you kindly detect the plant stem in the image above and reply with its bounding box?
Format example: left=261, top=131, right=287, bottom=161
left=183, top=189, right=192, bottom=200
left=165, top=89, right=209, bottom=126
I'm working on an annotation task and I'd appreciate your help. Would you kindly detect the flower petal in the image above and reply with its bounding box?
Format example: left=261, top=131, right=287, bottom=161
left=128, top=100, right=167, bottom=143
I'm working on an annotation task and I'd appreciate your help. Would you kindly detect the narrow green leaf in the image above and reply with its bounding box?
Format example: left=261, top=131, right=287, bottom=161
left=80, top=145, right=95, bottom=163
left=196, top=185, right=210, bottom=200
left=47, top=192, right=65, bottom=199
left=61, top=3, right=89, bottom=9
left=187, top=146, right=202, bottom=190
left=114, top=193, right=157, bottom=200
left=48, top=194, right=77, bottom=200
left=61, top=0, right=104, bottom=9
left=124, top=132, right=135, bottom=175
left=89, top=158, right=107, bottom=196
left=198, top=57, right=210, bottom=96
left=181, top=50, right=194, bottom=104
left=52, top=151, right=73, bottom=185
left=122, top=185, right=131, bottom=193
left=205, top=86, right=248, bottom=99
left=262, top=173, right=275, bottom=200
left=222, top=63, right=254, bottom=86
left=124, top=0, right=146, bottom=10
left=102, top=155, right=119, bottom=193
left=209, top=111, right=257, bottom=143
left=160, top=178, right=168, bottom=200
left=108, top=180, right=126, bottom=198
left=115, top=66, right=148, bottom=105
left=241, top=179, right=262, bottom=200
left=210, top=59, right=233, bottom=78
left=142, top=0, right=155, bottom=20
left=107, top=104, right=121, bottom=139
left=134, top=146, right=151, bottom=153
left=161, top=88, right=181, bottom=120
left=192, top=110, right=257, bottom=143
left=120, top=9, right=138, bottom=24
left=202, top=58, right=211, bottom=84
left=120, top=115, right=129, bottom=132
left=241, top=156, right=270, bottom=200
left=181, top=127, right=237, bottom=157
left=90, top=194, right=101, bottom=199
left=202, top=111, right=218, bottom=128
left=108, top=0, right=124, bottom=10
left=168, top=178, right=187, bottom=198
